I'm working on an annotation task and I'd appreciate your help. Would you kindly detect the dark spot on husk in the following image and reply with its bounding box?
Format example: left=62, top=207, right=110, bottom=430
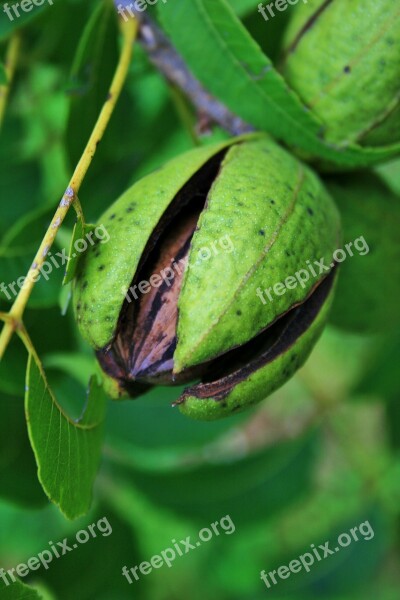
left=282, top=0, right=334, bottom=57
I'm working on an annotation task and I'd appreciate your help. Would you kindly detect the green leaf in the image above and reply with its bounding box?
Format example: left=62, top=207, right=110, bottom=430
left=42, top=506, right=144, bottom=600
left=67, top=1, right=105, bottom=89
left=106, top=385, right=251, bottom=469
left=0, top=393, right=47, bottom=508
left=59, top=281, right=72, bottom=315
left=0, top=206, right=64, bottom=308
left=355, top=334, right=400, bottom=402
left=65, top=1, right=119, bottom=169
left=0, top=335, right=26, bottom=395
left=214, top=505, right=389, bottom=598
left=268, top=510, right=388, bottom=596
left=43, top=352, right=96, bottom=388
left=0, top=61, right=7, bottom=85
left=63, top=222, right=97, bottom=285
left=159, top=0, right=400, bottom=167
left=0, top=305, right=77, bottom=396
left=0, top=577, right=44, bottom=599
left=376, top=157, right=400, bottom=195
left=0, top=140, right=43, bottom=240
left=61, top=219, right=84, bottom=286
left=108, top=430, right=318, bottom=526
left=25, top=352, right=107, bottom=520
left=0, top=0, right=53, bottom=41
left=227, top=0, right=258, bottom=17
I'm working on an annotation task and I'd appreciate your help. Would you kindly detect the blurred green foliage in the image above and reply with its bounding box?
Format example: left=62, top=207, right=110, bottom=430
left=0, top=0, right=399, bottom=598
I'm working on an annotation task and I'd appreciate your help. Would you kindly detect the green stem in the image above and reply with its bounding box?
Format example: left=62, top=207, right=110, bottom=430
left=0, top=17, right=138, bottom=360
left=0, top=32, right=21, bottom=131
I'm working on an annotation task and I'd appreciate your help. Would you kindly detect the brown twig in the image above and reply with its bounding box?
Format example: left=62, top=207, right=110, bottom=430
left=115, top=3, right=253, bottom=135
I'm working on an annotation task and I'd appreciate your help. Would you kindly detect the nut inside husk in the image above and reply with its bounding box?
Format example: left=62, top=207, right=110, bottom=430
left=95, top=147, right=337, bottom=399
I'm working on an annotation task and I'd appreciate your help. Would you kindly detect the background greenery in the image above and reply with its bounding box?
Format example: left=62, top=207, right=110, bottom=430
left=0, top=0, right=399, bottom=598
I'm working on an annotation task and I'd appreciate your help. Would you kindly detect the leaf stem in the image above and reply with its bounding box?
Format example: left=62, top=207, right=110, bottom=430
left=136, top=11, right=252, bottom=135
left=169, top=84, right=200, bottom=146
left=0, top=32, right=21, bottom=131
left=0, top=17, right=138, bottom=360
